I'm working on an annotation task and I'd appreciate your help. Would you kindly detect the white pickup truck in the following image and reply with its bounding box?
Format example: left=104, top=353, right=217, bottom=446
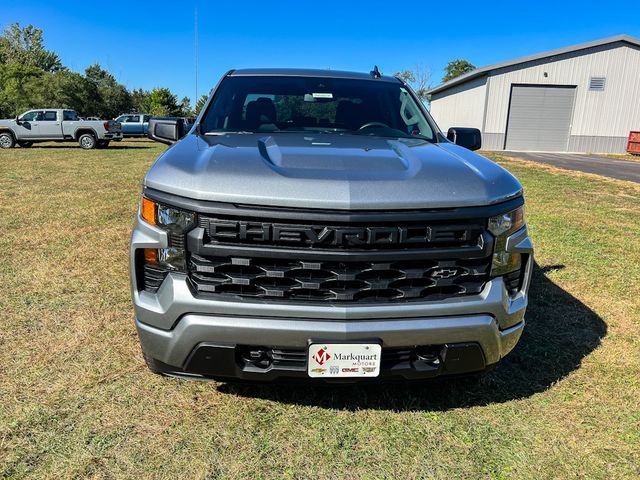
left=0, top=109, right=122, bottom=149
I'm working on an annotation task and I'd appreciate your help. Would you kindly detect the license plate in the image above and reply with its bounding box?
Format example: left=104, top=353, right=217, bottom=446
left=307, top=343, right=382, bottom=378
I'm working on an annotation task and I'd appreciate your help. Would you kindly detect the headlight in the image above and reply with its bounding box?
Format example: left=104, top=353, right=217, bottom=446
left=489, top=205, right=525, bottom=276
left=157, top=205, right=196, bottom=231
left=158, top=247, right=187, bottom=271
left=140, top=197, right=195, bottom=274
left=488, top=206, right=524, bottom=237
left=141, top=197, right=195, bottom=231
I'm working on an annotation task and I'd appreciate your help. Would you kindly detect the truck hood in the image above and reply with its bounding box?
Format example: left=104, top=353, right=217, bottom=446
left=144, top=133, right=522, bottom=210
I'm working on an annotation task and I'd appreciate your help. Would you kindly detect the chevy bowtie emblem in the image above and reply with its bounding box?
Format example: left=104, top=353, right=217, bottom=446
left=431, top=268, right=458, bottom=279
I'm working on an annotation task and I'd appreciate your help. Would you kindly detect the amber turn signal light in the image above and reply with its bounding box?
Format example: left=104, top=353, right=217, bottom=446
left=141, top=197, right=156, bottom=225
left=143, top=248, right=158, bottom=265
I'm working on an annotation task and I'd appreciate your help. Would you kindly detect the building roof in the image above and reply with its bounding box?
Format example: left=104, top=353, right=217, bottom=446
left=427, top=34, right=640, bottom=95
left=230, top=68, right=400, bottom=82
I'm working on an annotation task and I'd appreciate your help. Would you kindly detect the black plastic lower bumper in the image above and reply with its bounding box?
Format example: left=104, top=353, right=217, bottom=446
left=145, top=342, right=488, bottom=383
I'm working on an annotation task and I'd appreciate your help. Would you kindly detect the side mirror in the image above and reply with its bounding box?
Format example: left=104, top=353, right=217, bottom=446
left=447, top=127, right=482, bottom=151
left=15, top=116, right=21, bottom=124
left=147, top=117, right=185, bottom=145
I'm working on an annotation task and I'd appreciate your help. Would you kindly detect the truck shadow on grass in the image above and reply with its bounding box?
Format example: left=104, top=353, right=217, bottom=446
left=218, top=263, right=607, bottom=411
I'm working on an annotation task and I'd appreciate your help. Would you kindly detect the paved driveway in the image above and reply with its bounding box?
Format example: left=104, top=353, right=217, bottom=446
left=502, top=151, right=640, bottom=183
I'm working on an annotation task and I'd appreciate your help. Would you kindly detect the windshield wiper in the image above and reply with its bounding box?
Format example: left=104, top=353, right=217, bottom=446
left=276, top=128, right=348, bottom=134
left=340, top=130, right=432, bottom=141
left=204, top=131, right=254, bottom=135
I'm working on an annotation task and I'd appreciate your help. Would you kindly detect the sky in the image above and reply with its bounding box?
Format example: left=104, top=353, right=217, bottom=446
left=3, top=0, right=640, bottom=105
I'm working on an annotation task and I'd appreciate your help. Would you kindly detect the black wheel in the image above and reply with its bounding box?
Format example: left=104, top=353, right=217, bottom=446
left=96, top=140, right=110, bottom=149
left=0, top=132, right=15, bottom=149
left=18, top=141, right=33, bottom=148
left=79, top=133, right=96, bottom=149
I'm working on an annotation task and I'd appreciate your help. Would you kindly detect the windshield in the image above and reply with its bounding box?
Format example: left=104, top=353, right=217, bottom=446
left=200, top=75, right=435, bottom=141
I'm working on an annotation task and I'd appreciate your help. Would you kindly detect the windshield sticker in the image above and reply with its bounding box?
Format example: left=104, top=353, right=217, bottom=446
left=312, top=92, right=333, bottom=99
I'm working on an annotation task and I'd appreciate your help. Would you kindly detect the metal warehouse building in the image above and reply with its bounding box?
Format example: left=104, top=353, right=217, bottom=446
left=427, top=35, right=640, bottom=153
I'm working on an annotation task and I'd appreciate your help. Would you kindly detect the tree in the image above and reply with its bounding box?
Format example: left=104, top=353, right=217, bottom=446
left=39, top=70, right=96, bottom=115
left=0, top=23, right=190, bottom=120
left=442, top=59, right=476, bottom=83
left=0, top=63, right=45, bottom=117
left=131, top=88, right=151, bottom=113
left=0, top=23, right=69, bottom=117
left=0, top=23, right=64, bottom=72
left=84, top=63, right=132, bottom=118
left=394, top=64, right=431, bottom=101
left=194, top=94, right=208, bottom=116
left=147, top=87, right=182, bottom=116
left=179, top=96, right=193, bottom=117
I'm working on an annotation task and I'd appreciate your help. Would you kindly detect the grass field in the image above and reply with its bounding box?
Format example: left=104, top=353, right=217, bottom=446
left=1, top=139, right=639, bottom=479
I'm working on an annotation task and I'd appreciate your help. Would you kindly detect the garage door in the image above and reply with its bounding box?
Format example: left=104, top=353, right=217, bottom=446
left=505, top=85, right=576, bottom=151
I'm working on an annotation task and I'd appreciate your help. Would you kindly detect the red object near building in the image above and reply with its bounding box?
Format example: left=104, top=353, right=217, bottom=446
left=627, top=131, right=640, bottom=155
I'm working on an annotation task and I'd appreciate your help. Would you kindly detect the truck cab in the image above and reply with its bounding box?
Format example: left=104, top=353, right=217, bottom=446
left=14, top=110, right=63, bottom=140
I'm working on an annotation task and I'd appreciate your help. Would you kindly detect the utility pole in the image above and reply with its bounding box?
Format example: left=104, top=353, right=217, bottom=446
left=195, top=7, right=199, bottom=104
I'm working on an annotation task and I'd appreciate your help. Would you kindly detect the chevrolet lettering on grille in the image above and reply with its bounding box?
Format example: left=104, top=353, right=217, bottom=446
left=205, top=220, right=472, bottom=247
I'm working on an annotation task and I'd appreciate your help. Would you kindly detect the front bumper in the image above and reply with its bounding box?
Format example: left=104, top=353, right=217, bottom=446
left=131, top=216, right=533, bottom=382
left=137, top=314, right=524, bottom=382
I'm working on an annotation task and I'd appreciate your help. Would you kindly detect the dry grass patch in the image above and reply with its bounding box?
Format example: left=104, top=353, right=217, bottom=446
left=594, top=152, right=640, bottom=163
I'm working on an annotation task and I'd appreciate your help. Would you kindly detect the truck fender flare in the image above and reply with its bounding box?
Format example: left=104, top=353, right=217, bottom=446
left=74, top=127, right=98, bottom=140
left=0, top=128, right=16, bottom=140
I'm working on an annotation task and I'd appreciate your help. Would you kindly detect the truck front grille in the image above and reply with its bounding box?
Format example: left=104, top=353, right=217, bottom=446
left=182, top=204, right=496, bottom=304
left=188, top=254, right=490, bottom=302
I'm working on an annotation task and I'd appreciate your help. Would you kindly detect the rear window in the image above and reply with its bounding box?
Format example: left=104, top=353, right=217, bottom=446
left=63, top=111, right=79, bottom=121
left=201, top=75, right=434, bottom=141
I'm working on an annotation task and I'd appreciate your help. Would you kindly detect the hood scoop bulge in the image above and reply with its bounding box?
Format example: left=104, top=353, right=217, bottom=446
left=256, top=135, right=422, bottom=180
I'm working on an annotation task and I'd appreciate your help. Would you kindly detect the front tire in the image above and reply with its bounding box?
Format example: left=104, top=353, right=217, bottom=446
left=79, top=133, right=96, bottom=149
left=0, top=132, right=15, bottom=149
left=18, top=141, right=33, bottom=148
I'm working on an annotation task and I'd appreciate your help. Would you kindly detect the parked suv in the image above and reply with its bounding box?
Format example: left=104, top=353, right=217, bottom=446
left=131, top=68, right=533, bottom=382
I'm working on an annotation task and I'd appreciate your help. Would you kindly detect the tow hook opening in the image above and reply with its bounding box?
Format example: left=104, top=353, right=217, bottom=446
left=411, top=345, right=444, bottom=371
left=238, top=346, right=273, bottom=369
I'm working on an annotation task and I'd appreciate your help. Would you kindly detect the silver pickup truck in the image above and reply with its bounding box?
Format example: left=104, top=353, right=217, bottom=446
left=132, top=68, right=533, bottom=383
left=0, top=109, right=122, bottom=149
